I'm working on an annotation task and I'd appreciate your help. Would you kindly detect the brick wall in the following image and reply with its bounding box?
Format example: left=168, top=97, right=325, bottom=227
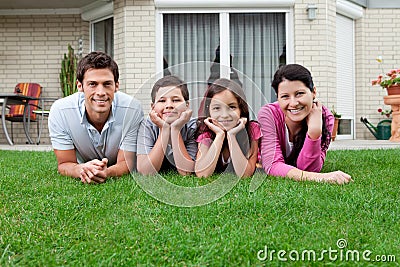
left=294, top=2, right=400, bottom=140
left=0, top=14, right=89, bottom=144
left=1, top=2, right=400, bottom=144
left=355, top=8, right=400, bottom=139
left=293, top=0, right=337, bottom=114
left=114, top=0, right=155, bottom=116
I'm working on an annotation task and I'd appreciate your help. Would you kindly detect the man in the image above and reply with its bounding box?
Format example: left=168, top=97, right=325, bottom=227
left=48, top=51, right=143, bottom=183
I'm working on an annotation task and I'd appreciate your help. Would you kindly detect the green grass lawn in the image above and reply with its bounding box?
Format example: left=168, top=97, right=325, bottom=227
left=0, top=149, right=399, bottom=266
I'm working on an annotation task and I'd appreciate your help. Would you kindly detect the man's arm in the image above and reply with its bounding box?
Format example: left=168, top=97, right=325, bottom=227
left=106, top=149, right=136, bottom=177
left=54, top=149, right=133, bottom=183
left=54, top=149, right=108, bottom=183
left=54, top=149, right=85, bottom=178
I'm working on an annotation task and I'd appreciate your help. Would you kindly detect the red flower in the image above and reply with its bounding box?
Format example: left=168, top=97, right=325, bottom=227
left=378, top=108, right=383, bottom=113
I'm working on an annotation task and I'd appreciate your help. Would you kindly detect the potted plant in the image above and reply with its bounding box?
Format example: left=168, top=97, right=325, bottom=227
left=371, top=56, right=400, bottom=95
left=60, top=44, right=78, bottom=97
left=330, top=106, right=341, bottom=141
left=377, top=107, right=392, bottom=119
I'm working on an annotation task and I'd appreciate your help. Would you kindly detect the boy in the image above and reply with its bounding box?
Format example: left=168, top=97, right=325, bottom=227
left=137, top=75, right=197, bottom=175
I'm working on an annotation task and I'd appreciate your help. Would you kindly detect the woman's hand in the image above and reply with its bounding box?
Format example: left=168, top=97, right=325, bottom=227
left=314, top=171, right=353, bottom=185
left=307, top=99, right=323, bottom=140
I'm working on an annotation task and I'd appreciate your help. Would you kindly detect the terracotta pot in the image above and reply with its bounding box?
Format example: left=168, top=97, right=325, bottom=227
left=386, top=84, right=400, bottom=95
left=332, top=118, right=339, bottom=141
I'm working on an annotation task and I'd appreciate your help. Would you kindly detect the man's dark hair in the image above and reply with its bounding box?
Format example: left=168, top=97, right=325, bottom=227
left=77, top=51, right=119, bottom=83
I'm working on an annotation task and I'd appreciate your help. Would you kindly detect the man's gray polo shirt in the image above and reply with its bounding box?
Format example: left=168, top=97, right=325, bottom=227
left=48, top=92, right=143, bottom=165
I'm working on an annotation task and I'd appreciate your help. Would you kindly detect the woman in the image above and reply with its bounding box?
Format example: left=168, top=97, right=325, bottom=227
left=258, top=64, right=352, bottom=184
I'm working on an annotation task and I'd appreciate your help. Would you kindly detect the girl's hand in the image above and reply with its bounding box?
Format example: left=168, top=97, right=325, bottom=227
left=227, top=117, right=247, bottom=136
left=204, top=117, right=225, bottom=136
left=149, top=110, right=169, bottom=129
left=307, top=99, right=323, bottom=140
left=171, top=109, right=192, bottom=130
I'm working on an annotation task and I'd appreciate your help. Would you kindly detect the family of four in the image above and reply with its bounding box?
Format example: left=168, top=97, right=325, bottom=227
left=48, top=51, right=352, bottom=185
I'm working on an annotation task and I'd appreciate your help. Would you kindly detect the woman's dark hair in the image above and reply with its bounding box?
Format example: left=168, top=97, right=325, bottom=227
left=271, top=64, right=331, bottom=166
left=77, top=51, right=119, bottom=83
left=151, top=75, right=189, bottom=103
left=196, top=78, right=252, bottom=146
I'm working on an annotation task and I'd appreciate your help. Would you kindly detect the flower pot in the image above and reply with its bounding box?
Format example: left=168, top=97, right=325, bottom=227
left=386, top=84, right=400, bottom=95
left=332, top=118, right=339, bottom=141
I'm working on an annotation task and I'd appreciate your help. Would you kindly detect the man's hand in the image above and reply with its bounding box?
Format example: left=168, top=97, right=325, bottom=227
left=80, top=158, right=108, bottom=184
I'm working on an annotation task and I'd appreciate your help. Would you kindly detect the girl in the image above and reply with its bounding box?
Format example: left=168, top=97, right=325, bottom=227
left=257, top=64, right=352, bottom=184
left=195, top=78, right=261, bottom=178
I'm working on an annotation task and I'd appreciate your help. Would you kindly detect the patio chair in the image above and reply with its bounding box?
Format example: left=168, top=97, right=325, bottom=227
left=4, top=83, right=42, bottom=143
left=33, top=97, right=58, bottom=144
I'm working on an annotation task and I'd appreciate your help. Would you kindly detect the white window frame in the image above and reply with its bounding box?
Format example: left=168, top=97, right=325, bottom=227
left=90, top=15, right=114, bottom=53
left=335, top=0, right=363, bottom=140
left=155, top=8, right=294, bottom=80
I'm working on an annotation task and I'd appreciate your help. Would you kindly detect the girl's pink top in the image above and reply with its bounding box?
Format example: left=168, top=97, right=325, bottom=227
left=257, top=102, right=334, bottom=177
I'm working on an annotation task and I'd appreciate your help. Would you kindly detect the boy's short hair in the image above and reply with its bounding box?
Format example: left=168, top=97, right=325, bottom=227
left=151, top=75, right=189, bottom=102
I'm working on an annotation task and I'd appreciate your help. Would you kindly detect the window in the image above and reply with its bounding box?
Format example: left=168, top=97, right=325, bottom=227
left=160, top=11, right=287, bottom=117
left=91, top=17, right=114, bottom=58
left=336, top=14, right=355, bottom=139
left=230, top=13, right=286, bottom=109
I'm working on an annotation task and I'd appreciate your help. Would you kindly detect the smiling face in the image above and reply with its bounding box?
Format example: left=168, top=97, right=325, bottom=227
left=209, top=89, right=241, bottom=131
left=77, top=68, right=118, bottom=121
left=151, top=86, right=188, bottom=124
left=277, top=79, right=316, bottom=124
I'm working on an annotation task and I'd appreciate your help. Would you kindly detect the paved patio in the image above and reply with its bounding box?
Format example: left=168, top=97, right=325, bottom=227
left=0, top=139, right=399, bottom=151
left=328, top=139, right=400, bottom=150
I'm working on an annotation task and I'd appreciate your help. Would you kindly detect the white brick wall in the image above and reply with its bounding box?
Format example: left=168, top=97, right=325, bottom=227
left=293, top=0, right=337, bottom=111
left=1, top=2, right=400, bottom=144
left=0, top=14, right=89, bottom=144
left=114, top=0, right=155, bottom=116
left=355, top=8, right=400, bottom=139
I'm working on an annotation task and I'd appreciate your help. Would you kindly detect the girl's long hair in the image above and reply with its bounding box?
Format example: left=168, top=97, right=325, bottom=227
left=271, top=64, right=331, bottom=166
left=196, top=78, right=253, bottom=147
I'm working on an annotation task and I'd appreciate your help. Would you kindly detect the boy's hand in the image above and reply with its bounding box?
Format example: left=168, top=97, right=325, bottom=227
left=171, top=109, right=192, bottom=130
left=204, top=117, right=225, bottom=136
left=307, top=99, right=323, bottom=140
left=227, top=117, right=247, bottom=136
left=149, top=110, right=169, bottom=129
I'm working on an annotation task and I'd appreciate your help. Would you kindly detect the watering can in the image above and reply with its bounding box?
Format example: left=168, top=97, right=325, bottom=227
left=360, top=117, right=391, bottom=140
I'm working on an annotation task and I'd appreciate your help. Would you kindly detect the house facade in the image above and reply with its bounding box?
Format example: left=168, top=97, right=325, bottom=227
left=0, top=0, right=399, bottom=144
